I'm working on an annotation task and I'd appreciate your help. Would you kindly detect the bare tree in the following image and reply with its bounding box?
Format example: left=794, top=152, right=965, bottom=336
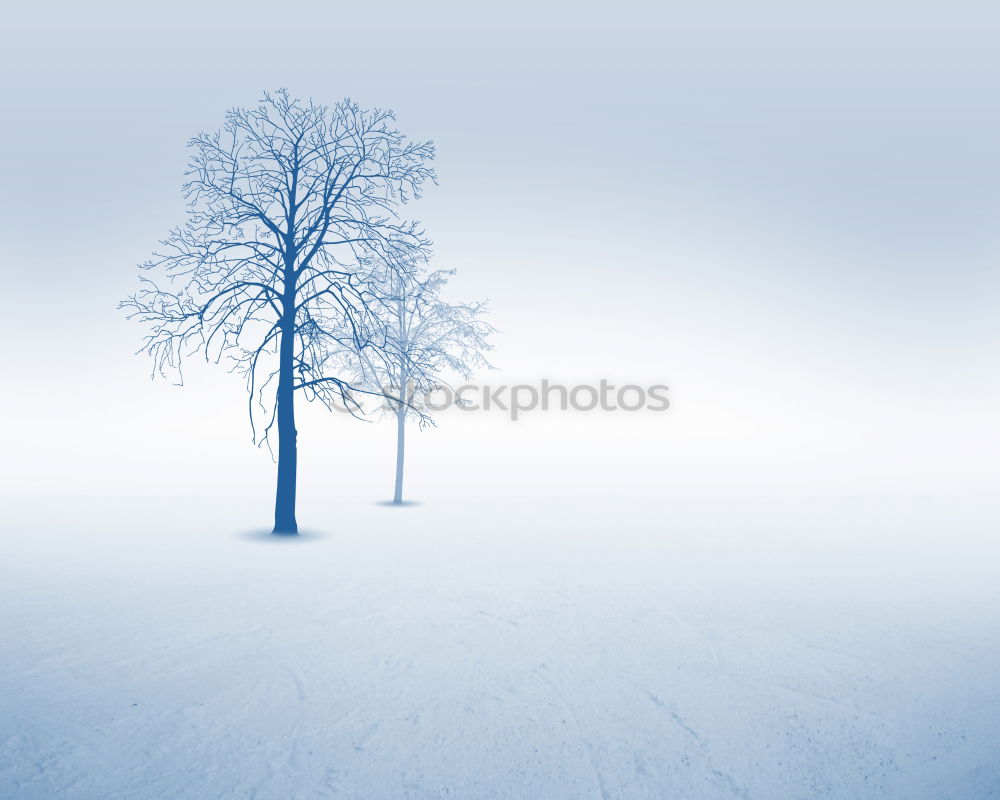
left=122, top=90, right=434, bottom=533
left=347, top=268, right=494, bottom=504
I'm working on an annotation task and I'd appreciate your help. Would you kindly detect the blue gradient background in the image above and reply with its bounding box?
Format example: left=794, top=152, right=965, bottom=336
left=3, top=5, right=1000, bottom=798
left=1, top=1, right=997, bottom=505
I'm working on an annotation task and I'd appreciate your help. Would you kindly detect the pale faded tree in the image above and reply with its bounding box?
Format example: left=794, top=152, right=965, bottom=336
left=341, top=267, right=494, bottom=504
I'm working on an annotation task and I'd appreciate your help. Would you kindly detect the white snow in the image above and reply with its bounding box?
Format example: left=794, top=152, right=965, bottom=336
left=2, top=493, right=998, bottom=799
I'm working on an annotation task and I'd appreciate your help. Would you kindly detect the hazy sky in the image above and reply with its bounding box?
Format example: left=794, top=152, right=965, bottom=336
left=1, top=1, right=997, bottom=505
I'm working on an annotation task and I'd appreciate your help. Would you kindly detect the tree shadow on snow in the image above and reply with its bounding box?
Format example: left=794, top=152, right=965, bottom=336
left=235, top=528, right=328, bottom=543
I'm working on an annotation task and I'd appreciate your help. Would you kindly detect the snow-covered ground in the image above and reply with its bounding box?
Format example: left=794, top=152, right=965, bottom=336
left=1, top=493, right=998, bottom=799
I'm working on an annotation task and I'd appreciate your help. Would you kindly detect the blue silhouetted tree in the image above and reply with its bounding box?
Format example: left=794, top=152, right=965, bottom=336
left=122, top=90, right=434, bottom=533
left=347, top=268, right=494, bottom=504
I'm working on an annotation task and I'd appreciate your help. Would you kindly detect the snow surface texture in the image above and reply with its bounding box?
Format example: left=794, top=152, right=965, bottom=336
left=2, top=495, right=998, bottom=799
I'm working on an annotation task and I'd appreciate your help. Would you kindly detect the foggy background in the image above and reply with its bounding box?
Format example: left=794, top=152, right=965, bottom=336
left=1, top=0, right=998, bottom=514
left=4, top=6, right=1000, bottom=798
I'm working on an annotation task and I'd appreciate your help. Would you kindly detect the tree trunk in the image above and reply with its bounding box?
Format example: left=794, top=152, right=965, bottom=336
left=273, top=317, right=298, bottom=534
left=393, top=406, right=405, bottom=504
